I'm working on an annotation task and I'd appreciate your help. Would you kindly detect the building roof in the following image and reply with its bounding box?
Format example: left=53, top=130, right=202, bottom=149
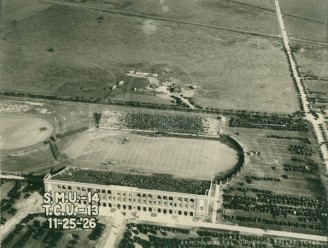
left=51, top=169, right=211, bottom=195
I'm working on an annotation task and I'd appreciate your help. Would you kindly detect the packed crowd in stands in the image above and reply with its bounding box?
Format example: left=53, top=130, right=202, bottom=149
left=229, top=114, right=309, bottom=132
left=118, top=112, right=206, bottom=134
left=53, top=169, right=210, bottom=195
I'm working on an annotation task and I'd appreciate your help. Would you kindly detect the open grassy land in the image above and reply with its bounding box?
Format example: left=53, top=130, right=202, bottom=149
left=291, top=42, right=328, bottom=109
left=280, top=0, right=328, bottom=43
left=218, top=116, right=328, bottom=234
left=0, top=99, right=94, bottom=172
left=64, top=0, right=280, bottom=35
left=0, top=0, right=53, bottom=30
left=0, top=115, right=54, bottom=149
left=292, top=43, right=328, bottom=79
left=0, top=4, right=299, bottom=113
left=233, top=0, right=274, bottom=10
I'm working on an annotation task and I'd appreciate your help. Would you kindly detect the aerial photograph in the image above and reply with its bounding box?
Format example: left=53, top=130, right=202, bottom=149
left=0, top=0, right=327, bottom=247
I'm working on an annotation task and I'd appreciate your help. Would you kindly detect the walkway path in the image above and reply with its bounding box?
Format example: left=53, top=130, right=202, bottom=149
left=118, top=211, right=328, bottom=242
left=274, top=0, right=328, bottom=173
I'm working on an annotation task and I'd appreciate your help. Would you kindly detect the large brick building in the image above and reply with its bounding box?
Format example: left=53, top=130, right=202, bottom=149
left=44, top=168, right=214, bottom=218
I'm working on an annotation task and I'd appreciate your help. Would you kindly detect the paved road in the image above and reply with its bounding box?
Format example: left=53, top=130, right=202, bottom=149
left=0, top=174, right=25, bottom=180
left=274, top=0, right=328, bottom=173
left=110, top=211, right=328, bottom=242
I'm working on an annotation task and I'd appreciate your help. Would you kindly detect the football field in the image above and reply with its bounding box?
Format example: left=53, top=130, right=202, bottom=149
left=64, top=130, right=238, bottom=180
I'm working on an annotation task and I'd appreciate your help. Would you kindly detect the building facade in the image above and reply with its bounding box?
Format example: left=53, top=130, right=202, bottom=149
left=44, top=172, right=213, bottom=218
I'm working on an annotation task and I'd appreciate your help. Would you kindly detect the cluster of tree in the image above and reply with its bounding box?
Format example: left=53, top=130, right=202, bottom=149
left=287, top=145, right=313, bottom=156
left=308, top=96, right=328, bottom=104
left=266, top=135, right=311, bottom=144
left=228, top=114, right=308, bottom=132
left=49, top=141, right=61, bottom=160
left=223, top=214, right=327, bottom=233
left=11, top=229, right=34, bottom=247
left=1, top=214, right=42, bottom=247
left=196, top=229, right=325, bottom=247
left=2, top=90, right=309, bottom=122
left=42, top=229, right=64, bottom=246
left=245, top=175, right=280, bottom=182
left=222, top=193, right=327, bottom=226
left=282, top=47, right=306, bottom=112
left=283, top=163, right=318, bottom=174
left=1, top=181, right=22, bottom=218
left=54, top=169, right=211, bottom=195
left=119, top=112, right=206, bottom=134
left=88, top=223, right=105, bottom=240
left=255, top=194, right=326, bottom=208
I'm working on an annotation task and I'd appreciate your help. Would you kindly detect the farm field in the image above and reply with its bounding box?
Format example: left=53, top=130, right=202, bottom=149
left=0, top=0, right=53, bottom=30
left=233, top=0, right=274, bottom=10
left=63, top=0, right=280, bottom=35
left=293, top=43, right=328, bottom=79
left=0, top=4, right=299, bottom=113
left=280, top=0, right=328, bottom=43
left=64, top=130, right=239, bottom=180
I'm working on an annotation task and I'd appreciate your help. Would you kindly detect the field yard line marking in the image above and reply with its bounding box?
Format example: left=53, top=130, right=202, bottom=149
left=89, top=142, right=104, bottom=162
left=141, top=136, right=154, bottom=166
left=183, top=141, right=197, bottom=175
left=124, top=136, right=139, bottom=166
left=181, top=140, right=191, bottom=173
left=85, top=148, right=97, bottom=161
left=158, top=137, right=170, bottom=169
left=194, top=142, right=202, bottom=173
left=146, top=137, right=160, bottom=168
left=101, top=138, right=115, bottom=162
left=213, top=141, right=219, bottom=175
left=111, top=135, right=124, bottom=164
left=153, top=136, right=168, bottom=170
left=163, top=137, right=173, bottom=170
left=134, top=135, right=149, bottom=168
left=183, top=140, right=197, bottom=175
left=97, top=142, right=111, bottom=162
left=170, top=139, right=181, bottom=170
left=116, top=136, right=132, bottom=165
left=174, top=139, right=186, bottom=171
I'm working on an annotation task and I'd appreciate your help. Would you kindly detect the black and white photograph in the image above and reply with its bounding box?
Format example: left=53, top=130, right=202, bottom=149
left=0, top=0, right=327, bottom=247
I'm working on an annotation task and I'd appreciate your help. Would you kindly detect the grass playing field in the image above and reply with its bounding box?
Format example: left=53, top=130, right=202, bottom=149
left=0, top=115, right=54, bottom=150
left=64, top=129, right=239, bottom=180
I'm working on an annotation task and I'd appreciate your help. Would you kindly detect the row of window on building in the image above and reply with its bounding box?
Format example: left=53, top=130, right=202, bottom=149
left=56, top=185, right=196, bottom=207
